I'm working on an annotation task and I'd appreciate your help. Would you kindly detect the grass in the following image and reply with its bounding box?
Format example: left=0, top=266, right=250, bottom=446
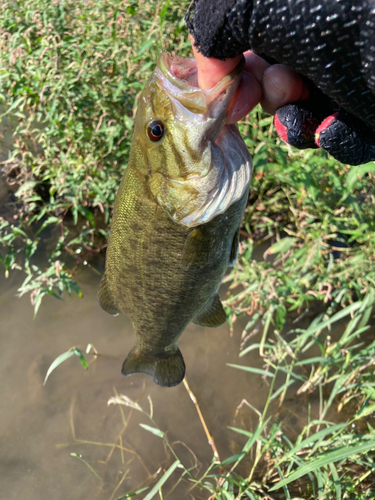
left=1, top=0, right=375, bottom=498
left=0, top=0, right=191, bottom=312
left=57, top=305, right=375, bottom=499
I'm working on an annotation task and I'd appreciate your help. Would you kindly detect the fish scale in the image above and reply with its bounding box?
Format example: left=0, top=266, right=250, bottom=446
left=99, top=53, right=252, bottom=387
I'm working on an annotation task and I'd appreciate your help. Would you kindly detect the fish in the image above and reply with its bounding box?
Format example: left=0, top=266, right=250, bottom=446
left=99, top=52, right=252, bottom=387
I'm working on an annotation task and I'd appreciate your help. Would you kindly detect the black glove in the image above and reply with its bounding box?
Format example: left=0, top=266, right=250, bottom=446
left=186, top=0, right=375, bottom=165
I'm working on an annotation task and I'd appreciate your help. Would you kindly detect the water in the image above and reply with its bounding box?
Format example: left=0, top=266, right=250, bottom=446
left=0, top=213, right=362, bottom=499
left=0, top=266, right=274, bottom=500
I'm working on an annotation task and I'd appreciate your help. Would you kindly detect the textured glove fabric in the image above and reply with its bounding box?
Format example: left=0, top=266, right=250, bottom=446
left=186, top=0, right=375, bottom=165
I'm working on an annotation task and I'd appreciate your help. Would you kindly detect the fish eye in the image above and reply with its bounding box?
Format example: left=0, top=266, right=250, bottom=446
left=146, top=120, right=165, bottom=142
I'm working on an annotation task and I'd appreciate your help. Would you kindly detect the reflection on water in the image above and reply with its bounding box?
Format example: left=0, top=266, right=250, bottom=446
left=0, top=266, right=277, bottom=500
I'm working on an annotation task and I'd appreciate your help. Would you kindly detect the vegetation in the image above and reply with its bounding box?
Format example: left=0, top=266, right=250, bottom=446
left=0, top=0, right=190, bottom=312
left=225, top=112, right=375, bottom=340
left=1, top=0, right=375, bottom=498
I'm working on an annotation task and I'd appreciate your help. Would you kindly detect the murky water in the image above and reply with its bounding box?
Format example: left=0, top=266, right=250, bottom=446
left=1, top=263, right=280, bottom=500
left=0, top=207, right=362, bottom=499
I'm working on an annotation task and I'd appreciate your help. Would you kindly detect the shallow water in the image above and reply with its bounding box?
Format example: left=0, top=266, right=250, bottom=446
left=1, top=216, right=364, bottom=499
left=1, top=264, right=279, bottom=500
left=1, top=163, right=371, bottom=499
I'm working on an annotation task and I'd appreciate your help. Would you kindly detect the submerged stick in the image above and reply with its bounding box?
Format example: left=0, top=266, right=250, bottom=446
left=183, top=377, right=221, bottom=463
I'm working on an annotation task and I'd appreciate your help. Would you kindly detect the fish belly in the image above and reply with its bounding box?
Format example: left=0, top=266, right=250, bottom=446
left=103, top=167, right=248, bottom=385
left=106, top=169, right=247, bottom=340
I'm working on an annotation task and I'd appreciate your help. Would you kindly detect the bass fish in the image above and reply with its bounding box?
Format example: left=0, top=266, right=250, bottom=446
left=99, top=53, right=252, bottom=387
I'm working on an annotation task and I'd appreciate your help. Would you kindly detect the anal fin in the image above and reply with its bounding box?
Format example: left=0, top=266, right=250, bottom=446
left=122, top=346, right=185, bottom=388
left=193, top=293, right=227, bottom=328
left=99, top=274, right=120, bottom=316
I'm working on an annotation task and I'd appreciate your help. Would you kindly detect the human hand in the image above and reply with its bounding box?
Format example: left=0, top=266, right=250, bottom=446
left=187, top=0, right=375, bottom=166
left=192, top=41, right=308, bottom=125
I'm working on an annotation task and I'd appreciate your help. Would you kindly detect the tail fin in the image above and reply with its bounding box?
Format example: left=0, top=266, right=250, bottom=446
left=121, top=347, right=185, bottom=388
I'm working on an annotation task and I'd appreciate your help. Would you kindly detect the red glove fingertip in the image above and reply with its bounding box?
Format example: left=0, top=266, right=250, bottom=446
left=315, top=113, right=339, bottom=146
left=274, top=113, right=288, bottom=142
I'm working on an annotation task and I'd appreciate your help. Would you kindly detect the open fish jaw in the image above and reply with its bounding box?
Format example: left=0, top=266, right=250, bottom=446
left=154, top=53, right=252, bottom=228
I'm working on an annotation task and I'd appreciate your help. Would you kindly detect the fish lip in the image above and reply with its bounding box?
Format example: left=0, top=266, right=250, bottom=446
left=156, top=52, right=245, bottom=116
left=157, top=52, right=199, bottom=93
left=157, top=52, right=245, bottom=92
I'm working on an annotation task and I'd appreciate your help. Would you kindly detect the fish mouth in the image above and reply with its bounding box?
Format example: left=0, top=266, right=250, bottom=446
left=155, top=52, right=245, bottom=118
left=158, top=53, right=199, bottom=89
left=150, top=52, right=251, bottom=228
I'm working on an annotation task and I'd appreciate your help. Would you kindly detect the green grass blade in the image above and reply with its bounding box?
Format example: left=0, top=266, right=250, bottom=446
left=114, top=487, right=148, bottom=499
left=301, top=301, right=363, bottom=340
left=219, top=452, right=246, bottom=467
left=240, top=343, right=274, bottom=357
left=143, top=460, right=180, bottom=500
left=227, top=364, right=273, bottom=377
left=329, top=462, right=341, bottom=500
left=139, top=424, right=164, bottom=438
left=270, top=440, right=375, bottom=491
left=276, top=423, right=346, bottom=467
left=43, top=348, right=87, bottom=385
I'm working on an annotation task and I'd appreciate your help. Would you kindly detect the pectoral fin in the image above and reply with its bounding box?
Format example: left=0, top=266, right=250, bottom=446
left=99, top=274, right=119, bottom=316
left=193, top=294, right=227, bottom=327
left=122, top=347, right=185, bottom=388
left=182, top=228, right=212, bottom=270
left=229, top=227, right=240, bottom=267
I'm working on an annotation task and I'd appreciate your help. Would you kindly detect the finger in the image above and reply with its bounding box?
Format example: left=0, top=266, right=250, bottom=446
left=261, top=64, right=309, bottom=115
left=243, top=50, right=270, bottom=83
left=191, top=36, right=242, bottom=90
left=316, top=113, right=375, bottom=165
left=191, top=40, right=261, bottom=123
left=227, top=71, right=262, bottom=123
left=225, top=50, right=267, bottom=123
